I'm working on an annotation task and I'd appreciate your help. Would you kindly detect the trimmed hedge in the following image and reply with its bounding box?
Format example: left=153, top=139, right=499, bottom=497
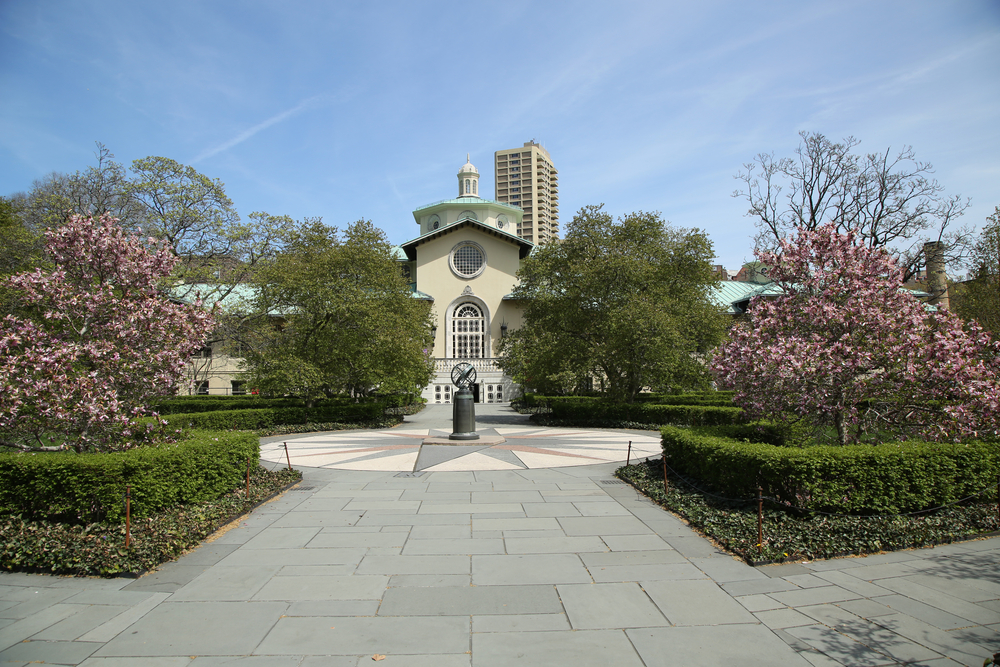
left=549, top=400, right=745, bottom=428
left=154, top=396, right=356, bottom=414
left=636, top=392, right=735, bottom=406
left=518, top=392, right=736, bottom=409
left=160, top=402, right=386, bottom=431
left=661, top=424, right=1000, bottom=514
left=0, top=430, right=259, bottom=524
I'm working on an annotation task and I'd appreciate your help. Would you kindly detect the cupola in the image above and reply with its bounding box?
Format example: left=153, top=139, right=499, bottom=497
left=457, top=154, right=480, bottom=198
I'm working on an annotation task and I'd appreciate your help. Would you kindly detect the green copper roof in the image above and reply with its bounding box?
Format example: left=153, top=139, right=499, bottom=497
left=398, top=218, right=534, bottom=261
left=412, top=196, right=522, bottom=215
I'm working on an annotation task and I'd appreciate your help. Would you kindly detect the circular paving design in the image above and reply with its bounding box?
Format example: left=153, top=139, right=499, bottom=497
left=260, top=426, right=661, bottom=472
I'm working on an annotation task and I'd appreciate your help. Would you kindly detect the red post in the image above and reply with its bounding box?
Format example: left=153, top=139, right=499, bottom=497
left=246, top=457, right=251, bottom=499
left=125, top=485, right=131, bottom=549
left=757, top=486, right=764, bottom=557
left=284, top=442, right=292, bottom=471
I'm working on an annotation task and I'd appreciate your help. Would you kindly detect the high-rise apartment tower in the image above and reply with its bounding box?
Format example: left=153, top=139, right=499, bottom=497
left=494, top=141, right=559, bottom=243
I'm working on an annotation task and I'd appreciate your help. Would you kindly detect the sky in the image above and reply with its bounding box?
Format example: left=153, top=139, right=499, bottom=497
left=1, top=0, right=998, bottom=271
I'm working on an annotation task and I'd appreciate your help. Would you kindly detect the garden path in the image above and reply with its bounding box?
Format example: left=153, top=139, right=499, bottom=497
left=0, top=405, right=997, bottom=666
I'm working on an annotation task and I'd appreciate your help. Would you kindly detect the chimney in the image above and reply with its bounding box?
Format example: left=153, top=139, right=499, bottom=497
left=922, top=241, right=949, bottom=310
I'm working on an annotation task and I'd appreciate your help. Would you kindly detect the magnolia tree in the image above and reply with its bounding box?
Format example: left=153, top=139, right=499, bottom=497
left=0, top=214, right=214, bottom=452
left=711, top=224, right=1000, bottom=445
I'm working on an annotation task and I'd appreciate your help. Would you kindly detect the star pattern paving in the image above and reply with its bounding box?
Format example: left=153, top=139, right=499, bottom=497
left=261, top=427, right=662, bottom=472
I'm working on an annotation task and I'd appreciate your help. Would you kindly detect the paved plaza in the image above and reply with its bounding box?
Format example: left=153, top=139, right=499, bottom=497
left=260, top=405, right=663, bottom=471
left=0, top=405, right=998, bottom=665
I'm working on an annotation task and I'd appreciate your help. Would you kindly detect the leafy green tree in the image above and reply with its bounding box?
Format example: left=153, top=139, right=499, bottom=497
left=499, top=205, right=726, bottom=402
left=8, top=145, right=292, bottom=302
left=0, top=196, right=45, bottom=316
left=239, top=219, right=434, bottom=402
left=953, top=206, right=1000, bottom=337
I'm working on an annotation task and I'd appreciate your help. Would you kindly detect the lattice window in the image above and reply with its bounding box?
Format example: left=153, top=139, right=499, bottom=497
left=450, top=243, right=485, bottom=277
left=452, top=303, right=484, bottom=359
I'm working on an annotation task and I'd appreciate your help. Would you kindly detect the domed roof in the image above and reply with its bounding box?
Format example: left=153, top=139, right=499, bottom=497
left=458, top=153, right=478, bottom=175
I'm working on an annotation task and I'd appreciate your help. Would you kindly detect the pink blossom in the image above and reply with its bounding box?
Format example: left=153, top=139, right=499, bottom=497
left=711, top=224, right=1000, bottom=444
left=0, top=214, right=214, bottom=452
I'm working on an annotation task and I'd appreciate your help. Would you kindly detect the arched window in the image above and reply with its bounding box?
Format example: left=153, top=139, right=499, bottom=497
left=472, top=180, right=477, bottom=195
left=465, top=179, right=471, bottom=194
left=452, top=303, right=485, bottom=359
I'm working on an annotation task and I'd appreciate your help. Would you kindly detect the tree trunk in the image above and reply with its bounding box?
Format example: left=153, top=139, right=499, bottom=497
left=835, top=410, right=847, bottom=446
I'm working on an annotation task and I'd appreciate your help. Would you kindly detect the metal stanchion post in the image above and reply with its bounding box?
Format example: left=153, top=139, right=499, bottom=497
left=125, top=485, right=131, bottom=549
left=246, top=457, right=251, bottom=499
left=663, top=457, right=668, bottom=495
left=757, top=486, right=764, bottom=557
left=284, top=442, right=292, bottom=471
left=626, top=441, right=631, bottom=467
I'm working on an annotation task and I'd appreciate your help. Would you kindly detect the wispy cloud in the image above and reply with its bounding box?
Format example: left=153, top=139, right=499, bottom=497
left=192, top=96, right=324, bottom=164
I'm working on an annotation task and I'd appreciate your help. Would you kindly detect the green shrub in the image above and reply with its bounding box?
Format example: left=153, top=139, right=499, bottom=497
left=549, top=400, right=745, bottom=427
left=154, top=395, right=357, bottom=414
left=0, top=430, right=259, bottom=524
left=0, top=466, right=300, bottom=576
left=636, top=391, right=735, bottom=406
left=661, top=424, right=1000, bottom=514
left=161, top=403, right=385, bottom=431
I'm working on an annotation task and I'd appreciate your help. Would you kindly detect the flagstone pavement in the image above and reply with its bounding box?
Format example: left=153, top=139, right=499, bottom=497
left=1, top=405, right=997, bottom=666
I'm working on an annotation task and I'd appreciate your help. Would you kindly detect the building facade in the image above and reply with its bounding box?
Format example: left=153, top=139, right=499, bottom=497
left=183, top=157, right=535, bottom=403
left=494, top=141, right=559, bottom=244
left=396, top=157, right=533, bottom=404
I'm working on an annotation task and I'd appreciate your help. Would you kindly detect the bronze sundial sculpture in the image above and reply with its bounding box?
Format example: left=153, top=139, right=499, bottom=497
left=449, top=362, right=479, bottom=440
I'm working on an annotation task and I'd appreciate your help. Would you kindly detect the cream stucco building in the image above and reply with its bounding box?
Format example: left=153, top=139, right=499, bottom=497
left=183, top=156, right=533, bottom=402
left=395, top=156, right=533, bottom=405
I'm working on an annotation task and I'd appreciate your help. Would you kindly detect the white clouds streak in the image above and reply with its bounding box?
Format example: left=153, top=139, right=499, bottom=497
left=192, top=96, right=323, bottom=164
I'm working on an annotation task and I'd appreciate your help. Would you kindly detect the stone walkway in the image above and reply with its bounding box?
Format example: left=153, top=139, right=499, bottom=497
left=1, top=406, right=998, bottom=666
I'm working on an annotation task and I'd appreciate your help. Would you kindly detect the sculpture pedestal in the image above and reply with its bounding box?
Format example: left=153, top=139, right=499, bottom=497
left=450, top=387, right=479, bottom=440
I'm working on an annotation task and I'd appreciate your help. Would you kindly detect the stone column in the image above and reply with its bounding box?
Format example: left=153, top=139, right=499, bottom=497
left=923, top=241, right=949, bottom=310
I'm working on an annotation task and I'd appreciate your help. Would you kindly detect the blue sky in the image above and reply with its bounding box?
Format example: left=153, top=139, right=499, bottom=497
left=1, top=0, right=998, bottom=271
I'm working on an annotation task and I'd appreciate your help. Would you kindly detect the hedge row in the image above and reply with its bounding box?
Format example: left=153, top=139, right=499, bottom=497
left=160, top=403, right=387, bottom=431
left=549, top=400, right=745, bottom=428
left=519, top=392, right=736, bottom=409
left=154, top=396, right=357, bottom=414
left=660, top=424, right=1000, bottom=514
left=0, top=430, right=259, bottom=524
left=635, top=392, right=735, bottom=406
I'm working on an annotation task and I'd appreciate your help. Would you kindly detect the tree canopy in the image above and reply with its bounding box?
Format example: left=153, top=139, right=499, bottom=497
left=498, top=205, right=726, bottom=402
left=237, top=219, right=433, bottom=401
left=0, top=214, right=214, bottom=452
left=9, top=144, right=293, bottom=301
left=712, top=224, right=1000, bottom=445
left=734, top=131, right=970, bottom=282
left=953, top=206, right=1000, bottom=337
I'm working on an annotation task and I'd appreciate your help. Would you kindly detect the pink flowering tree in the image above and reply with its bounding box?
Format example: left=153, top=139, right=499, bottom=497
left=0, top=214, right=214, bottom=452
left=711, top=224, right=1000, bottom=445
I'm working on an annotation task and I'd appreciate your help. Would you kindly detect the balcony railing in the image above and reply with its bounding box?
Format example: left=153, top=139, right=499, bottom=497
left=434, top=358, right=504, bottom=374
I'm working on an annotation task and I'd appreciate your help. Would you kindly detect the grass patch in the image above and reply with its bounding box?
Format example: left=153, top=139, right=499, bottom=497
left=616, top=457, right=999, bottom=564
left=0, top=465, right=301, bottom=577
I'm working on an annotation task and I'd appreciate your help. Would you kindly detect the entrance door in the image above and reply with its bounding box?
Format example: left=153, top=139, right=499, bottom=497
left=472, top=383, right=481, bottom=403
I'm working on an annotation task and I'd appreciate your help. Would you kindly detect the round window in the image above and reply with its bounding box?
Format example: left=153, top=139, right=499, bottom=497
left=450, top=242, right=486, bottom=278
left=496, top=214, right=509, bottom=230
left=457, top=210, right=478, bottom=221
